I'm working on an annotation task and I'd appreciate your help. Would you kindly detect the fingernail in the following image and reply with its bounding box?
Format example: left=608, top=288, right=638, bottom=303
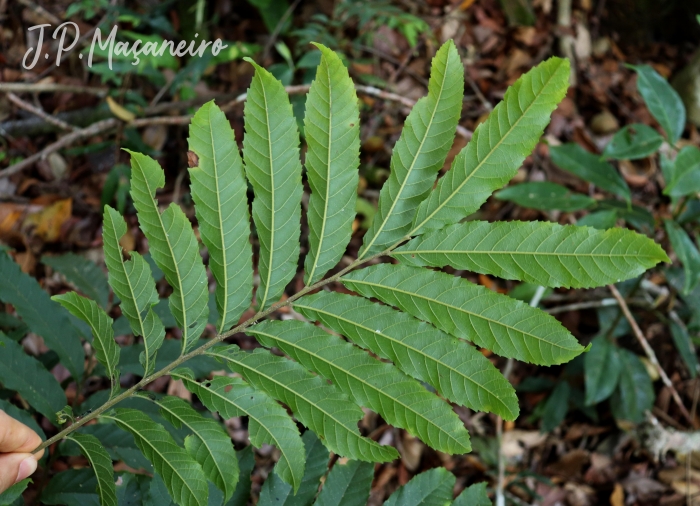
left=15, top=457, right=37, bottom=483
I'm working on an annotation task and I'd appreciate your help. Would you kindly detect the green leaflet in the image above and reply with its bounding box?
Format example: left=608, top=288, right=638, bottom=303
left=65, top=433, right=117, bottom=506
left=342, top=264, right=584, bottom=366
left=149, top=395, right=239, bottom=501
left=495, top=181, right=596, bottom=211
left=40, top=469, right=99, bottom=506
left=294, top=292, right=518, bottom=419
left=541, top=381, right=570, bottom=432
left=665, top=219, right=700, bottom=295
left=0, top=478, right=31, bottom=505
left=0, top=333, right=66, bottom=425
left=242, top=58, right=303, bottom=309
left=207, top=346, right=399, bottom=462
left=313, top=460, right=374, bottom=506
left=229, top=447, right=255, bottom=506
left=578, top=209, right=618, bottom=229
left=453, top=482, right=491, bottom=506
left=393, top=221, right=669, bottom=289
left=664, top=146, right=700, bottom=198
left=584, top=336, right=621, bottom=405
left=188, top=101, right=253, bottom=333
left=0, top=398, right=45, bottom=441
left=103, top=206, right=164, bottom=375
left=383, top=467, right=455, bottom=506
left=630, top=64, right=686, bottom=144
left=67, top=423, right=151, bottom=472
left=304, top=43, right=361, bottom=284
left=601, top=124, right=664, bottom=160
left=0, top=252, right=84, bottom=380
left=610, top=349, right=654, bottom=424
left=411, top=57, right=570, bottom=235
left=258, top=431, right=328, bottom=506
left=670, top=319, right=698, bottom=378
left=172, top=367, right=305, bottom=491
left=549, top=143, right=631, bottom=202
left=360, top=40, right=463, bottom=257
left=52, top=292, right=121, bottom=397
left=128, top=150, right=209, bottom=352
left=105, top=408, right=209, bottom=506
left=248, top=319, right=471, bottom=454
left=42, top=253, right=110, bottom=309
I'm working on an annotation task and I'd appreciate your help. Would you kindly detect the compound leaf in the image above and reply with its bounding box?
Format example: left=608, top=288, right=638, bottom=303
left=207, top=346, right=399, bottom=462
left=242, top=58, right=303, bottom=309
left=342, top=264, right=584, bottom=365
left=630, top=64, right=685, bottom=144
left=248, top=319, right=471, bottom=454
left=173, top=367, right=305, bottom=492
left=361, top=40, right=463, bottom=256
left=411, top=57, right=570, bottom=234
left=107, top=408, right=209, bottom=506
left=549, top=143, right=631, bottom=202
left=188, top=101, right=253, bottom=333
left=304, top=43, right=361, bottom=284
left=0, top=333, right=66, bottom=425
left=383, top=467, right=455, bottom=506
left=314, top=460, right=374, bottom=506
left=150, top=395, right=239, bottom=501
left=103, top=206, right=164, bottom=375
left=294, top=292, right=518, bottom=420
left=393, top=221, right=669, bottom=288
left=0, top=252, right=84, bottom=380
left=128, top=150, right=209, bottom=352
left=65, top=433, right=117, bottom=506
left=52, top=292, right=120, bottom=397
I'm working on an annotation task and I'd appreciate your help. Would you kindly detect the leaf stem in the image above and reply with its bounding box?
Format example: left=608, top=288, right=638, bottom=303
left=31, top=245, right=396, bottom=454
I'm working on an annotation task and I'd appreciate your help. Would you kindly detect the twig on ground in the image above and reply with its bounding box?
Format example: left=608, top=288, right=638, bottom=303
left=1, top=83, right=473, bottom=178
left=608, top=284, right=693, bottom=424
left=0, top=83, right=109, bottom=96
left=7, top=93, right=78, bottom=132
left=545, top=297, right=618, bottom=314
left=496, top=285, right=546, bottom=506
left=0, top=118, right=118, bottom=178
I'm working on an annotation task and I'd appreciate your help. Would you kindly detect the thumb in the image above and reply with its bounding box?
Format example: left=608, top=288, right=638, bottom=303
left=0, top=453, right=37, bottom=494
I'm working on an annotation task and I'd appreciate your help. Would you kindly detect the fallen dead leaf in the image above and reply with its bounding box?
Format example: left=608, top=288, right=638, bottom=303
left=501, top=430, right=547, bottom=461
left=610, top=483, right=624, bottom=506
left=23, top=198, right=72, bottom=243
left=106, top=96, right=136, bottom=122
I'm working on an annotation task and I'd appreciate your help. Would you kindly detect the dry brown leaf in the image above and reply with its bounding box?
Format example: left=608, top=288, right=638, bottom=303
left=106, top=96, right=136, bottom=122
left=24, top=198, right=72, bottom=243
left=610, top=483, right=624, bottom=506
left=399, top=432, right=423, bottom=471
